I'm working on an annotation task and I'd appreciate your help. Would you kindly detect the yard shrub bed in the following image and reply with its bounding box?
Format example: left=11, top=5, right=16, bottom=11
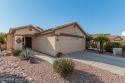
left=53, top=58, right=75, bottom=77
left=104, top=42, right=121, bottom=52
left=12, top=49, right=22, bottom=56
left=56, top=52, right=63, bottom=58
left=19, top=48, right=34, bottom=60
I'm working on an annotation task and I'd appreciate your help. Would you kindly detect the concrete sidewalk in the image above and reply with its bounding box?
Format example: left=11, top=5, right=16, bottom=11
left=65, top=51, right=125, bottom=76
left=34, top=52, right=55, bottom=64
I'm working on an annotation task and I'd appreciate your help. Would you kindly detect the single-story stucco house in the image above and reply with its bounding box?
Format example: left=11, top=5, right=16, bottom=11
left=7, top=22, right=87, bottom=56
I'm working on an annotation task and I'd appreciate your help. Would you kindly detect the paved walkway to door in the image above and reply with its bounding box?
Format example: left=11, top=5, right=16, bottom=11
left=34, top=52, right=55, bottom=64
left=65, top=51, right=125, bottom=76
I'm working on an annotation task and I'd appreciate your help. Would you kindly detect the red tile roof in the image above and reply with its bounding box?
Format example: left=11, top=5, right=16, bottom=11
left=108, top=35, right=117, bottom=40
left=91, top=34, right=123, bottom=40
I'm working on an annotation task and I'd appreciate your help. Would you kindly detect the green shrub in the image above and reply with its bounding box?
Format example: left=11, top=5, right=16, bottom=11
left=122, top=45, right=125, bottom=52
left=19, top=48, right=34, bottom=60
left=122, top=51, right=125, bottom=56
left=53, top=58, right=75, bottom=77
left=86, top=36, right=93, bottom=41
left=4, top=52, right=11, bottom=56
left=104, top=42, right=121, bottom=52
left=12, top=49, right=22, bottom=56
left=56, top=52, right=63, bottom=58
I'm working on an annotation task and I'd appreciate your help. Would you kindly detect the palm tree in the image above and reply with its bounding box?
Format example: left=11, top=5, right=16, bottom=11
left=94, top=35, right=109, bottom=53
left=0, top=33, right=6, bottom=52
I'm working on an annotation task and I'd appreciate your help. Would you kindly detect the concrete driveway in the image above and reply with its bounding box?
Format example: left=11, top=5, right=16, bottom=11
left=65, top=51, right=125, bottom=76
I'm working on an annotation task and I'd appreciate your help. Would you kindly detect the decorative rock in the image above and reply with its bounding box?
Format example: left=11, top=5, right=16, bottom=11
left=30, top=80, right=36, bottom=83
left=14, top=64, right=19, bottom=68
left=26, top=77, right=33, bottom=81
left=0, top=59, right=3, bottom=62
left=15, top=79, right=19, bottom=83
left=0, top=57, right=35, bottom=83
left=22, top=73, right=27, bottom=77
left=2, top=66, right=7, bottom=70
left=1, top=81, right=7, bottom=83
left=21, top=68, right=25, bottom=71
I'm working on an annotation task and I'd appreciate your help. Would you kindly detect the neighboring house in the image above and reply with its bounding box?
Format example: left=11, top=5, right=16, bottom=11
left=121, top=36, right=125, bottom=40
left=91, top=34, right=123, bottom=41
left=108, top=35, right=123, bottom=41
left=90, top=34, right=123, bottom=49
left=7, top=22, right=87, bottom=56
left=91, top=34, right=99, bottom=39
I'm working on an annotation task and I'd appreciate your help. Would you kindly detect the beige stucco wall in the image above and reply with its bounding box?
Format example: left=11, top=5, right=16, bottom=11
left=14, top=27, right=39, bottom=35
left=12, top=36, right=15, bottom=49
left=32, top=24, right=86, bottom=56
left=55, top=24, right=86, bottom=54
left=7, top=34, right=13, bottom=49
left=32, top=33, right=56, bottom=56
left=55, top=36, right=85, bottom=54
left=33, top=35, right=85, bottom=56
left=8, top=27, right=40, bottom=50
left=7, top=24, right=86, bottom=56
left=7, top=34, right=22, bottom=50
left=55, top=25, right=86, bottom=37
left=14, top=36, right=23, bottom=50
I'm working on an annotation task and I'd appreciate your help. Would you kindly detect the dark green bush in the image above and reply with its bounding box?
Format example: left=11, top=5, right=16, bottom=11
left=86, top=36, right=93, bottom=41
left=56, top=52, right=63, bottom=58
left=104, top=42, right=121, bottom=53
left=12, top=49, right=22, bottom=56
left=53, top=58, right=75, bottom=77
left=122, top=45, right=125, bottom=51
left=122, top=51, right=125, bottom=57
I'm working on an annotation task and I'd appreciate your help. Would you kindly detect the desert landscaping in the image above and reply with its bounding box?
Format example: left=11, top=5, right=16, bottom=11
left=0, top=53, right=125, bottom=83
left=1, top=0, right=125, bottom=82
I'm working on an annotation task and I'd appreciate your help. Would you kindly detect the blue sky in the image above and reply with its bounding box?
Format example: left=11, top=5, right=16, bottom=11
left=0, top=0, right=125, bottom=36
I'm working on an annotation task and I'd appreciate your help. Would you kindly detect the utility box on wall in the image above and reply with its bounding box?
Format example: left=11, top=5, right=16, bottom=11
left=113, top=48, right=122, bottom=55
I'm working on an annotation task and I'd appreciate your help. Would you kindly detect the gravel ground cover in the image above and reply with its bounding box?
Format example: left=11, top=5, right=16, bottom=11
left=0, top=55, right=125, bottom=83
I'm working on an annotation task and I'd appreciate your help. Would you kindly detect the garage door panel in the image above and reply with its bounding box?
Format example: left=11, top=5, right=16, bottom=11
left=60, top=37, right=85, bottom=54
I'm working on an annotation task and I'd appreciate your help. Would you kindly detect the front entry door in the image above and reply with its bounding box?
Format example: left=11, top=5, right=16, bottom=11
left=25, top=37, right=32, bottom=49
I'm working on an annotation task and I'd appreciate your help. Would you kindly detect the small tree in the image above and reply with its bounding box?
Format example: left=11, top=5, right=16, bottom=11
left=94, top=35, right=109, bottom=53
left=86, top=35, right=93, bottom=41
left=0, top=33, right=6, bottom=52
left=86, top=36, right=93, bottom=49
